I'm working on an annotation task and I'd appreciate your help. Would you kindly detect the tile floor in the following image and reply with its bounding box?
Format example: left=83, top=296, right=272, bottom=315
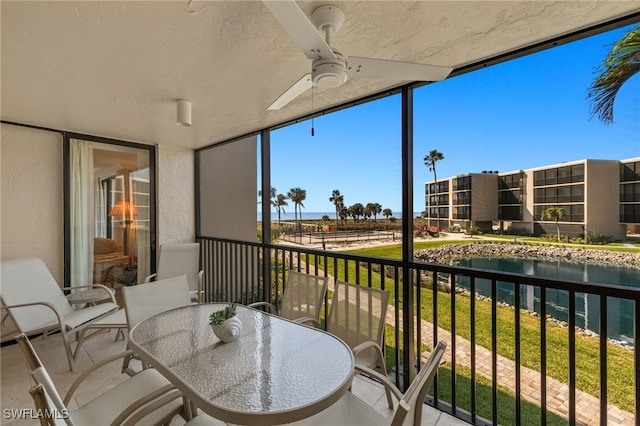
left=1, top=330, right=466, bottom=425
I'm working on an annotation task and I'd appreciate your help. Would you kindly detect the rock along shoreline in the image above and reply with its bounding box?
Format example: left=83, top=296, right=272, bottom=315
left=414, top=242, right=640, bottom=268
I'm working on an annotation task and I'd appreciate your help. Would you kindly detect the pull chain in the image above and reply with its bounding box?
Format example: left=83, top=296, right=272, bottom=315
left=311, top=83, right=315, bottom=137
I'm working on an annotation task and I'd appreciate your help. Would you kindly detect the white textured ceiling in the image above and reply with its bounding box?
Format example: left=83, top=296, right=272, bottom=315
left=2, top=1, right=639, bottom=149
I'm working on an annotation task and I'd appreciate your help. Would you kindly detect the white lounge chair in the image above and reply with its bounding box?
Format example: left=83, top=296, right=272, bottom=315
left=1, top=256, right=119, bottom=371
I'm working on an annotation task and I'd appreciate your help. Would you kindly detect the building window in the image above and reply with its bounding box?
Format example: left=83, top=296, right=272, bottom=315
left=621, top=161, right=640, bottom=182
left=499, top=205, right=522, bottom=221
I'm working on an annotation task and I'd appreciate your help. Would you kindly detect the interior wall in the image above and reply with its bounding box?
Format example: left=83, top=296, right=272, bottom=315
left=0, top=123, right=64, bottom=281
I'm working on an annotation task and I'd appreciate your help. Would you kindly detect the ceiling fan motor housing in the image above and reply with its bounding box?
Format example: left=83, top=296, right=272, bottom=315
left=312, top=52, right=347, bottom=88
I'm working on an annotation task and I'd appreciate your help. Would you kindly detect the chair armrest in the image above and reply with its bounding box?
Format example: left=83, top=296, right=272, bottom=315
left=197, top=270, right=205, bottom=303
left=354, top=364, right=403, bottom=401
left=113, top=385, right=180, bottom=426
left=63, top=350, right=139, bottom=405
left=353, top=342, right=397, bottom=410
left=293, top=317, right=321, bottom=328
left=1, top=301, right=65, bottom=332
left=352, top=341, right=387, bottom=372
left=144, top=273, right=158, bottom=283
left=247, top=301, right=277, bottom=314
left=61, top=284, right=117, bottom=303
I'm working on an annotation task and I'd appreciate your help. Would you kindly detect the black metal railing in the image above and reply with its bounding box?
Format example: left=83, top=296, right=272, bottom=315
left=198, top=236, right=639, bottom=426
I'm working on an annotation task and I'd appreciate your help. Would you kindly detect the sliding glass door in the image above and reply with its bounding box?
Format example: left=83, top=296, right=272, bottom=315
left=65, top=135, right=156, bottom=301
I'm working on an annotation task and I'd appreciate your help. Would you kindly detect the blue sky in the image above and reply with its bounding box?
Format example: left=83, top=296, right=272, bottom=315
left=267, top=23, right=639, bottom=215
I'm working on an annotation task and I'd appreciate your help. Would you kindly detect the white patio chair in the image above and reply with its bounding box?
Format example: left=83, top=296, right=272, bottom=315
left=17, top=333, right=186, bottom=426
left=0, top=256, right=119, bottom=372
left=307, top=280, right=393, bottom=407
left=248, top=270, right=328, bottom=324
left=291, top=340, right=448, bottom=426
left=144, top=243, right=204, bottom=303
left=123, top=274, right=192, bottom=328
left=121, top=274, right=192, bottom=375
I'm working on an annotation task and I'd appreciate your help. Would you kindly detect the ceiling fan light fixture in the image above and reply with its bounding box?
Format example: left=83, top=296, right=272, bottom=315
left=312, top=54, right=347, bottom=88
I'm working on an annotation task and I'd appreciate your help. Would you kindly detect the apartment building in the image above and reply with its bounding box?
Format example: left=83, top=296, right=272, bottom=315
left=425, top=157, right=640, bottom=240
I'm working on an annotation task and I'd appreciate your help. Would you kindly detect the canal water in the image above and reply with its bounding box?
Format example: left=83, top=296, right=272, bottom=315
left=455, top=257, right=640, bottom=344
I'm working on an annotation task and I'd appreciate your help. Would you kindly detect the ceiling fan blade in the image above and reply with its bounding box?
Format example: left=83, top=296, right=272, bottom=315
left=267, top=73, right=313, bottom=110
left=263, top=0, right=336, bottom=60
left=347, top=56, right=453, bottom=82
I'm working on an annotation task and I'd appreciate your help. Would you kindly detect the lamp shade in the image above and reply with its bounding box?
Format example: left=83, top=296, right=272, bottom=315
left=108, top=200, right=138, bottom=220
left=177, top=99, right=192, bottom=126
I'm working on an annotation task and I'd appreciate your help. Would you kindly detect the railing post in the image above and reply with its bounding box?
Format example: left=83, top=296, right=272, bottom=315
left=261, top=130, right=272, bottom=303
left=401, top=85, right=415, bottom=388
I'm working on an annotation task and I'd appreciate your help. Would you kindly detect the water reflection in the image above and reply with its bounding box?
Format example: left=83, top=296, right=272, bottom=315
left=455, top=257, right=639, bottom=344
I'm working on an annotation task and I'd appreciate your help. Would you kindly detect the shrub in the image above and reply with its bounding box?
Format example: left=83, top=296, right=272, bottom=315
left=468, top=226, right=481, bottom=236
left=447, top=224, right=462, bottom=233
left=585, top=229, right=611, bottom=245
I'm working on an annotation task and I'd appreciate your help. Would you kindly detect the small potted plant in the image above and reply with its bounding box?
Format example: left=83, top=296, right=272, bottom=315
left=209, top=303, right=243, bottom=343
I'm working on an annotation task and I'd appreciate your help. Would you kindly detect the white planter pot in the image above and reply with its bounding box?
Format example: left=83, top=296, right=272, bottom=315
left=211, top=316, right=243, bottom=343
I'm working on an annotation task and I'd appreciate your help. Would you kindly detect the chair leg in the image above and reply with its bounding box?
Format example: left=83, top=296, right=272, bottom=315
left=115, top=328, right=125, bottom=341
left=72, top=329, right=89, bottom=359
left=62, top=332, right=77, bottom=372
left=376, top=348, right=394, bottom=409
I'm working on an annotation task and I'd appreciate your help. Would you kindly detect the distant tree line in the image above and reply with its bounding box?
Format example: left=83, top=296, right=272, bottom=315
left=260, top=187, right=394, bottom=230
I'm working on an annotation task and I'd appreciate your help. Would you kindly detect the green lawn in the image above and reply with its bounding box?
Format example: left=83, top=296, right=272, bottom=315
left=306, top=240, right=636, bottom=413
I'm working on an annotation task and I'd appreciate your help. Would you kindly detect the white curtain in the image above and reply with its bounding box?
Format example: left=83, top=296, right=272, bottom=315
left=130, top=167, right=150, bottom=282
left=95, top=179, right=107, bottom=237
left=70, top=139, right=95, bottom=289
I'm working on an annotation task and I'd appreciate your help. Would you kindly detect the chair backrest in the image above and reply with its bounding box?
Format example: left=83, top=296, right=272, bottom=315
left=15, top=333, right=44, bottom=372
left=122, top=274, right=192, bottom=329
left=156, top=243, right=201, bottom=293
left=31, top=367, right=71, bottom=424
left=28, top=383, right=68, bottom=426
left=279, top=271, right=328, bottom=322
left=326, top=280, right=390, bottom=368
left=16, top=333, right=70, bottom=424
left=391, top=340, right=447, bottom=426
left=0, top=257, right=73, bottom=333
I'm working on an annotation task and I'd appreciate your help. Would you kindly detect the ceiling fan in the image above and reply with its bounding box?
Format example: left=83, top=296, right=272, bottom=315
left=264, top=0, right=453, bottom=110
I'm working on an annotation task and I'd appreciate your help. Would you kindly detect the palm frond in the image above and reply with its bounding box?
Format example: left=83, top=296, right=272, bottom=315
left=588, top=25, right=640, bottom=124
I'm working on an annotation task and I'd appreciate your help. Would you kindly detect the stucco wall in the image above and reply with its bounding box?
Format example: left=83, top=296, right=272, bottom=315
left=0, top=123, right=197, bottom=274
left=1, top=123, right=64, bottom=281
left=157, top=145, right=195, bottom=245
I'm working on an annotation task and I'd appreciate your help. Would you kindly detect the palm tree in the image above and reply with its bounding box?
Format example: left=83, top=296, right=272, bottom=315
left=329, top=190, right=344, bottom=227
left=364, top=203, right=374, bottom=221
left=287, top=187, right=307, bottom=229
left=541, top=206, right=567, bottom=241
left=588, top=25, right=640, bottom=125
left=258, top=186, right=277, bottom=206
left=383, top=208, right=393, bottom=219
left=370, top=202, right=382, bottom=221
left=274, top=193, right=288, bottom=225
left=349, top=203, right=364, bottom=222
left=339, top=206, right=349, bottom=224
left=424, top=149, right=445, bottom=230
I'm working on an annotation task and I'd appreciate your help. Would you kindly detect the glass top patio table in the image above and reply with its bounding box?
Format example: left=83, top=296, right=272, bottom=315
left=129, top=303, right=355, bottom=425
